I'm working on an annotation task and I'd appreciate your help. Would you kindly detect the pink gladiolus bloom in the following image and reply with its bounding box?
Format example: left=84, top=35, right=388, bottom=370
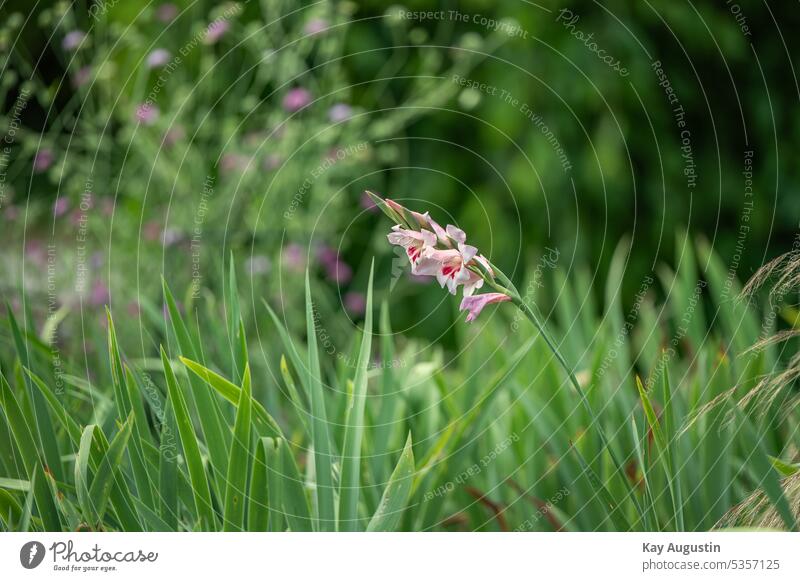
left=147, top=48, right=171, bottom=68
left=459, top=292, right=511, bottom=322
left=387, top=225, right=439, bottom=276
left=283, top=87, right=312, bottom=112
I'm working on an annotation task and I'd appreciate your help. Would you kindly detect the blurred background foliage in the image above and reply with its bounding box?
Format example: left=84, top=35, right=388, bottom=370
left=0, top=0, right=798, bottom=351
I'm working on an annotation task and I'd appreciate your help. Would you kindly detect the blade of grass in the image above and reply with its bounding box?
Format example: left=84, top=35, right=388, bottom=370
left=305, top=270, right=336, bottom=531
left=338, top=262, right=374, bottom=531
left=223, top=364, right=253, bottom=531
left=367, top=433, right=414, bottom=532
left=160, top=346, right=216, bottom=530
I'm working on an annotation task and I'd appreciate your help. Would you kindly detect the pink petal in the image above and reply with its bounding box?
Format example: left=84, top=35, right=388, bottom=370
left=446, top=224, right=466, bottom=244
left=459, top=292, right=511, bottom=322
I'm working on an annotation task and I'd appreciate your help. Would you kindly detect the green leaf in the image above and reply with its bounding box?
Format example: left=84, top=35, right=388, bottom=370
left=305, top=270, right=336, bottom=531
left=367, top=433, right=415, bottom=532
left=223, top=364, right=253, bottom=531
left=338, top=262, right=374, bottom=531
left=160, top=346, right=216, bottom=530
left=0, top=373, right=60, bottom=530
left=88, top=413, right=135, bottom=523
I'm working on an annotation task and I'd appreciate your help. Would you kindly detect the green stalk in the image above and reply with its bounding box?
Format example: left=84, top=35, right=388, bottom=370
left=489, top=265, right=644, bottom=525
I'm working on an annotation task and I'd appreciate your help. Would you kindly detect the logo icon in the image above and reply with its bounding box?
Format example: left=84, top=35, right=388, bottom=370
left=20, top=541, right=46, bottom=569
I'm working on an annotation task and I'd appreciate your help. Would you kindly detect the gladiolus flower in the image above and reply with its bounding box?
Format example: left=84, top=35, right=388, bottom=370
left=459, top=292, right=511, bottom=323
left=370, top=190, right=512, bottom=322
left=33, top=149, right=54, bottom=173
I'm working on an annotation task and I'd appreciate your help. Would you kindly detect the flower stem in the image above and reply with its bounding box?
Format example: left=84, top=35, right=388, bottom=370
left=492, top=264, right=644, bottom=524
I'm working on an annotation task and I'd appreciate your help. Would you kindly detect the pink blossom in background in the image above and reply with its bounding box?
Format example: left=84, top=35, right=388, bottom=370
left=155, top=3, right=178, bottom=22
left=163, top=125, right=185, bottom=147
left=325, top=259, right=352, bottom=284
left=263, top=154, right=283, bottom=171
left=126, top=301, right=141, bottom=317
left=316, top=244, right=339, bottom=268
left=89, top=280, right=110, bottom=307
left=344, top=291, right=366, bottom=316
left=328, top=103, right=353, bottom=123
left=221, top=153, right=251, bottom=173
left=62, top=30, right=85, bottom=51
left=143, top=221, right=162, bottom=241
left=33, top=148, right=54, bottom=173
left=283, top=87, right=312, bottom=112
left=135, top=104, right=159, bottom=125
left=72, top=66, right=92, bottom=88
left=4, top=205, right=20, bottom=221
left=101, top=198, right=115, bottom=216
left=161, top=228, right=182, bottom=246
left=304, top=19, right=329, bottom=35
left=53, top=197, right=70, bottom=217
left=282, top=243, right=306, bottom=272
left=205, top=19, right=230, bottom=44
left=459, top=292, right=511, bottom=323
left=146, top=48, right=171, bottom=68
left=25, top=240, right=46, bottom=266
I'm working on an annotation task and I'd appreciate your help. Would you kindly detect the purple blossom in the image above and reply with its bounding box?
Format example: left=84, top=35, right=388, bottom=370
left=62, top=30, right=85, bottom=51
left=263, top=153, right=283, bottom=171
left=135, top=104, right=159, bottom=125
left=155, top=3, right=178, bottom=22
left=328, top=103, right=353, bottom=123
left=53, top=197, right=69, bottom=217
left=344, top=292, right=366, bottom=315
left=163, top=125, right=185, bottom=147
left=205, top=19, right=230, bottom=44
left=72, top=66, right=92, bottom=88
left=316, top=244, right=339, bottom=268
left=325, top=259, right=352, bottom=284
left=33, top=148, right=54, bottom=173
left=282, top=87, right=312, bottom=113
left=304, top=19, right=329, bottom=35
left=146, top=48, right=171, bottom=69
left=89, top=280, right=110, bottom=307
